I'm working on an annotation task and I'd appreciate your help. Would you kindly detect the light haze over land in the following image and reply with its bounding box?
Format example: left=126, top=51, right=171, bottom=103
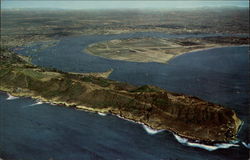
left=2, top=0, right=249, bottom=9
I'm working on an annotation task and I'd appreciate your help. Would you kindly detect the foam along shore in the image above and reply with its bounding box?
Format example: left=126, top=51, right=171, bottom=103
left=29, top=101, right=43, bottom=106
left=1, top=91, right=244, bottom=151
left=242, top=142, right=250, bottom=149
left=21, top=101, right=44, bottom=108
left=104, top=111, right=240, bottom=151
left=142, top=124, right=164, bottom=135
left=6, top=93, right=19, bottom=100
left=173, top=134, right=240, bottom=151
left=98, top=112, right=107, bottom=116
left=113, top=113, right=162, bottom=134
left=0, top=50, right=243, bottom=143
left=78, top=108, right=242, bottom=151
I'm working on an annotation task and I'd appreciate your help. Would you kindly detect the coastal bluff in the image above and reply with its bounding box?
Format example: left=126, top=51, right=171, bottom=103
left=0, top=50, right=242, bottom=143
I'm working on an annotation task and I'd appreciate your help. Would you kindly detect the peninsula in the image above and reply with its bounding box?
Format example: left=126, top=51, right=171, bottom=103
left=85, top=37, right=249, bottom=63
left=0, top=48, right=242, bottom=143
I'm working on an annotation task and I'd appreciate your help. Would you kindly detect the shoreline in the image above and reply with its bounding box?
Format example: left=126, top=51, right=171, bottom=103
left=168, top=44, right=249, bottom=62
left=1, top=90, right=244, bottom=146
left=1, top=91, right=244, bottom=151
left=0, top=44, right=245, bottom=147
left=85, top=43, right=249, bottom=64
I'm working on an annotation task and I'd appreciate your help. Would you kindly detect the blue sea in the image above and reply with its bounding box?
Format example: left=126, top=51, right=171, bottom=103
left=1, top=32, right=249, bottom=160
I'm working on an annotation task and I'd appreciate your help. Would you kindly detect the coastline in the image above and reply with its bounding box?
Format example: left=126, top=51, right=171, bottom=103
left=0, top=42, right=245, bottom=148
left=85, top=43, right=249, bottom=64
left=168, top=44, right=250, bottom=62
left=69, top=69, right=114, bottom=79
left=1, top=90, right=243, bottom=151
left=0, top=89, right=243, bottom=145
left=1, top=8, right=249, bottom=159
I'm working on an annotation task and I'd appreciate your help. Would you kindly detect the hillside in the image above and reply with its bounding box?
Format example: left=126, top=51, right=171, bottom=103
left=0, top=49, right=242, bottom=142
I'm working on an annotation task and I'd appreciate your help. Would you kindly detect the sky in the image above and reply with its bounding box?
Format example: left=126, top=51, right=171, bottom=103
left=1, top=1, right=249, bottom=9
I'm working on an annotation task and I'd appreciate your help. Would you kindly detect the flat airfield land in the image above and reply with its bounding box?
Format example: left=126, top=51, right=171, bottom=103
left=0, top=7, right=249, bottom=148
left=85, top=37, right=249, bottom=63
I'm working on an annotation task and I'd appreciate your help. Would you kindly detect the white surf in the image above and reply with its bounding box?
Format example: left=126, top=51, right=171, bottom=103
left=142, top=124, right=164, bottom=135
left=98, top=112, right=107, bottom=116
left=6, top=93, right=19, bottom=100
left=242, top=142, right=250, bottom=149
left=28, top=101, right=43, bottom=107
left=173, top=134, right=239, bottom=151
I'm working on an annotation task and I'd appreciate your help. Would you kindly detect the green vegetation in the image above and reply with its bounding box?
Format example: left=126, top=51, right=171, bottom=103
left=131, top=85, right=163, bottom=92
left=81, top=76, right=112, bottom=87
left=0, top=48, right=243, bottom=142
left=0, top=8, right=247, bottom=143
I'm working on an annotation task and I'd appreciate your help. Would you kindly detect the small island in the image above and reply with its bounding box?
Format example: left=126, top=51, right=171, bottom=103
left=0, top=48, right=243, bottom=143
left=85, top=37, right=249, bottom=63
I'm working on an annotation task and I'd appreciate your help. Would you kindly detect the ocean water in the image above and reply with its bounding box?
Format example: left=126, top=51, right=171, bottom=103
left=1, top=32, right=249, bottom=159
left=0, top=93, right=248, bottom=160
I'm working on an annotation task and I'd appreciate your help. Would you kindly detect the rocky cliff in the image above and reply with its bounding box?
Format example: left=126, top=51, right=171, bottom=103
left=0, top=50, right=242, bottom=142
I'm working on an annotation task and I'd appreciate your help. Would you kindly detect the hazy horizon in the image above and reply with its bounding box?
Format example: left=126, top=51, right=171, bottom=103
left=2, top=1, right=249, bottom=10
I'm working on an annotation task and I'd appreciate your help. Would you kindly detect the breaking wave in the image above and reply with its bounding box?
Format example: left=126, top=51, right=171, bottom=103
left=98, top=112, right=107, bottom=116
left=242, top=142, right=250, bottom=149
left=22, top=101, right=44, bottom=108
left=142, top=125, right=164, bottom=135
left=173, top=134, right=239, bottom=151
left=6, top=93, right=19, bottom=100
left=27, top=101, right=43, bottom=107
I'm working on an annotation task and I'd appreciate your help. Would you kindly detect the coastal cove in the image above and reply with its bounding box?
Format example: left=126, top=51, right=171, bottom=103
left=1, top=32, right=249, bottom=159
